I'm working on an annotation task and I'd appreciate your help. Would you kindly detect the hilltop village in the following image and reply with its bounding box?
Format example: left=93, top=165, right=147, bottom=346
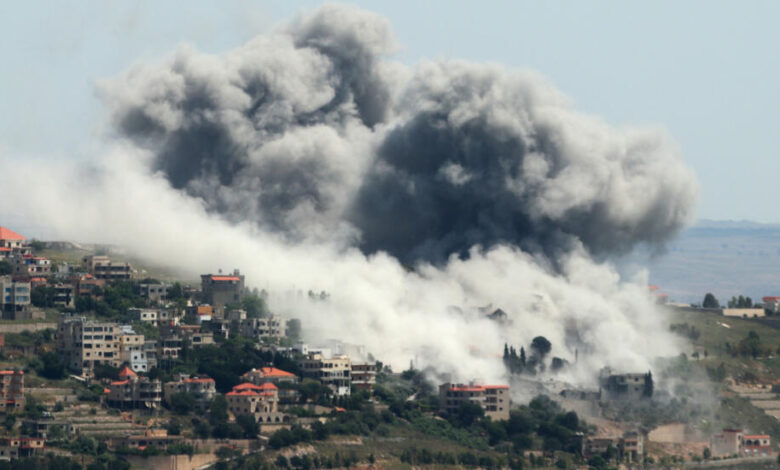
left=0, top=226, right=778, bottom=470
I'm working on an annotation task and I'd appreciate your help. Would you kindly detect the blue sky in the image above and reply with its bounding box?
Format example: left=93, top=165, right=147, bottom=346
left=2, top=1, right=779, bottom=223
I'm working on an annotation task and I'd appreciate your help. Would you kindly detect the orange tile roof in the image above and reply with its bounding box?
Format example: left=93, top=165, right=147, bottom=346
left=744, top=434, right=770, bottom=439
left=209, top=275, right=240, bottom=281
left=226, top=390, right=259, bottom=397
left=110, top=380, right=130, bottom=386
left=233, top=382, right=263, bottom=391
left=0, top=370, right=22, bottom=375
left=257, top=382, right=278, bottom=390
left=0, top=227, right=25, bottom=241
left=484, top=385, right=510, bottom=389
left=762, top=296, right=780, bottom=302
left=451, top=386, right=485, bottom=392
left=0, top=247, right=10, bottom=252
left=183, top=377, right=215, bottom=384
left=261, top=367, right=296, bottom=378
left=118, top=366, right=137, bottom=378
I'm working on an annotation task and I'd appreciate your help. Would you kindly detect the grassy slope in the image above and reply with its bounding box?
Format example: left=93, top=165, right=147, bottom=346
left=665, top=306, right=780, bottom=379
left=663, top=307, right=780, bottom=446
left=38, top=245, right=196, bottom=284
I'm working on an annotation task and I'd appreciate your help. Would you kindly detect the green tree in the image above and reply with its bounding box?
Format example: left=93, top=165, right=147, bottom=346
left=168, top=282, right=184, bottom=301
left=286, top=319, right=302, bottom=340
left=93, top=363, right=119, bottom=380
left=236, top=414, right=259, bottom=438
left=208, top=395, right=229, bottom=424
left=643, top=371, right=654, bottom=397
left=169, top=392, right=196, bottom=415
left=454, top=401, right=484, bottom=427
left=166, top=419, right=181, bottom=436
left=36, top=352, right=66, bottom=379
left=31, top=286, right=56, bottom=308
left=531, top=336, right=552, bottom=359
left=3, top=414, right=16, bottom=431
left=0, top=260, right=12, bottom=275
left=242, top=293, right=268, bottom=318
left=702, top=293, right=720, bottom=309
left=588, top=455, right=607, bottom=469
left=738, top=331, right=762, bottom=358
left=29, top=240, right=46, bottom=252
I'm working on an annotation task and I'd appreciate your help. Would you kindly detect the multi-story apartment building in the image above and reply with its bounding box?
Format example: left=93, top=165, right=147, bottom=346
left=298, top=352, right=352, bottom=396
left=228, top=315, right=285, bottom=341
left=617, top=431, right=644, bottom=462
left=128, top=308, right=176, bottom=327
left=73, top=275, right=105, bottom=299
left=13, top=255, right=51, bottom=277
left=57, top=316, right=122, bottom=375
left=0, top=277, right=30, bottom=317
left=143, top=340, right=158, bottom=370
left=52, top=282, right=75, bottom=308
left=137, top=283, right=171, bottom=303
left=163, top=374, right=216, bottom=410
left=106, top=367, right=162, bottom=410
left=156, top=337, right=183, bottom=363
left=0, top=370, right=25, bottom=412
left=225, top=382, right=286, bottom=423
left=598, top=368, right=652, bottom=400
left=118, top=325, right=148, bottom=373
left=200, top=271, right=245, bottom=318
left=438, top=382, right=510, bottom=421
left=350, top=363, right=376, bottom=394
left=175, top=325, right=214, bottom=348
left=82, top=255, right=132, bottom=281
left=242, top=367, right=299, bottom=404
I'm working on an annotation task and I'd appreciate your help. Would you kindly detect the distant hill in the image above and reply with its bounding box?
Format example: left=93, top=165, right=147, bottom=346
left=623, top=220, right=780, bottom=304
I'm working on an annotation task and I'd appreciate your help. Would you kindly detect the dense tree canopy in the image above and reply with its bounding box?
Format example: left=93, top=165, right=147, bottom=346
left=702, top=293, right=720, bottom=308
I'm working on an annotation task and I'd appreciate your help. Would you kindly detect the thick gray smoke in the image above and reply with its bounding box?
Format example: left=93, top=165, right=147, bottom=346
left=1, top=4, right=698, bottom=389
left=103, top=4, right=695, bottom=264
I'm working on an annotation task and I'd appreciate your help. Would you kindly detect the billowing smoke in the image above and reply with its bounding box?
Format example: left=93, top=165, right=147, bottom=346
left=1, top=4, right=697, bottom=389
left=102, top=5, right=693, bottom=264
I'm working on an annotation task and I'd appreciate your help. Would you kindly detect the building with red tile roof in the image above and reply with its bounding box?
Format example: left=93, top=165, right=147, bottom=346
left=762, top=296, right=780, bottom=313
left=225, top=381, right=287, bottom=424
left=0, top=227, right=30, bottom=259
left=105, top=371, right=161, bottom=410
left=163, top=374, right=216, bottom=410
left=0, top=227, right=25, bottom=242
left=242, top=367, right=299, bottom=404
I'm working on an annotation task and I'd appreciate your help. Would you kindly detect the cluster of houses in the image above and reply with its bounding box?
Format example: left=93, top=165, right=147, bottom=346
left=1, top=226, right=133, bottom=319
left=3, top=226, right=777, bottom=463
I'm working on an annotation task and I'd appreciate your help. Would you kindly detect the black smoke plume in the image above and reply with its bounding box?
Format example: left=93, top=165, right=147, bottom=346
left=102, top=4, right=696, bottom=264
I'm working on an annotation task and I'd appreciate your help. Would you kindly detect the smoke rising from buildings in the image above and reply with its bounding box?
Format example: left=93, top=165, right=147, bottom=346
left=1, top=4, right=697, bottom=388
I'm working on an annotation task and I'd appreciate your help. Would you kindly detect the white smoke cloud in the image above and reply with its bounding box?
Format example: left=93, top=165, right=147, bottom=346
left=0, top=4, right=697, bottom=391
